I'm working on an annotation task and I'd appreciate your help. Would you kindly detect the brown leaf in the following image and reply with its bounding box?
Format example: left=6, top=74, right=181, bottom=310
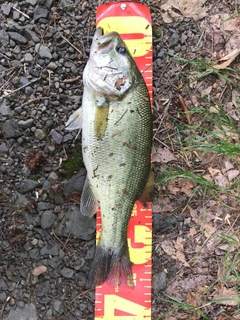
left=214, top=287, right=240, bottom=306
left=161, top=0, right=209, bottom=22
left=212, top=46, right=240, bottom=69
left=152, top=146, right=177, bottom=163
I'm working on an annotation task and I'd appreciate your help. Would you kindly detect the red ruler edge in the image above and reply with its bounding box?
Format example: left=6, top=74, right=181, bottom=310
left=95, top=2, right=152, bottom=319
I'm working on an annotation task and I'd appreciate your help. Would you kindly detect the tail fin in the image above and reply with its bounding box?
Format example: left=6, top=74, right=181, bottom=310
left=87, top=242, right=133, bottom=288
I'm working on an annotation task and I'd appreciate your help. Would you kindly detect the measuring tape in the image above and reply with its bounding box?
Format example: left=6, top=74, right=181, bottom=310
left=95, top=2, right=152, bottom=319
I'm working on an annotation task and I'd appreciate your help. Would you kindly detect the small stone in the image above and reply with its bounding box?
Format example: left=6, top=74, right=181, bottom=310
left=26, top=0, right=38, bottom=5
left=25, top=86, right=33, bottom=95
left=48, top=172, right=58, bottom=181
left=34, top=5, right=49, bottom=21
left=53, top=300, right=62, bottom=313
left=60, top=267, right=74, bottom=278
left=1, top=4, right=11, bottom=16
left=24, top=52, right=33, bottom=63
left=8, top=32, right=27, bottom=44
left=35, top=128, right=46, bottom=140
left=40, top=210, right=57, bottom=229
left=29, top=248, right=40, bottom=260
left=20, top=179, right=41, bottom=193
left=47, top=62, right=58, bottom=70
left=50, top=129, right=63, bottom=144
left=2, top=119, right=22, bottom=138
left=35, top=280, right=50, bottom=297
left=40, top=244, right=59, bottom=256
left=18, top=119, right=34, bottom=129
left=0, top=30, right=9, bottom=46
left=56, top=205, right=95, bottom=240
left=0, top=99, right=13, bottom=116
left=152, top=271, right=167, bottom=291
left=4, top=303, right=38, bottom=320
left=35, top=43, right=52, bottom=59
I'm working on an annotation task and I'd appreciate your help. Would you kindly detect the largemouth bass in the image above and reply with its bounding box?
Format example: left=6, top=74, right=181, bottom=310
left=66, top=27, right=152, bottom=287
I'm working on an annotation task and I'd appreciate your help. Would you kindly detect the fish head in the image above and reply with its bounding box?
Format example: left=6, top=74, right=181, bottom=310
left=83, top=27, right=139, bottom=97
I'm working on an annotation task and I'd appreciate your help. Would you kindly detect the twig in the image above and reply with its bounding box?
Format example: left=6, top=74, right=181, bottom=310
left=1, top=78, right=40, bottom=99
left=70, top=289, right=93, bottom=304
left=20, top=95, right=55, bottom=107
left=13, top=6, right=30, bottom=19
left=178, top=93, right=192, bottom=125
left=61, top=35, right=82, bottom=55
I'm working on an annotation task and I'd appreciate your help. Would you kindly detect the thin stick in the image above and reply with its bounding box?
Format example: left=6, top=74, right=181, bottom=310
left=61, top=35, right=82, bottom=55
left=13, top=6, right=30, bottom=19
left=1, top=78, right=40, bottom=99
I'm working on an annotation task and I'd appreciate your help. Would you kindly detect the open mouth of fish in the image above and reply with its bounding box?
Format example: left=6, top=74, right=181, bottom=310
left=93, top=27, right=119, bottom=54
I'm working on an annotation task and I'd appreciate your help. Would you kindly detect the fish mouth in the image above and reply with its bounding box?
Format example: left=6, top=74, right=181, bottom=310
left=93, top=27, right=119, bottom=54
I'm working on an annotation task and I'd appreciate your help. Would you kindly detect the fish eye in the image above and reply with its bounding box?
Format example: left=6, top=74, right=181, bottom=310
left=116, top=46, right=127, bottom=54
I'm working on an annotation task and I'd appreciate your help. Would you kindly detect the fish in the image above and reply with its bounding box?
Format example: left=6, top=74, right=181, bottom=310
left=66, top=27, right=152, bottom=287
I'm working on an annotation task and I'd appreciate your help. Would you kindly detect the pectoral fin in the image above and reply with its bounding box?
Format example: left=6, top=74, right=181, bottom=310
left=80, top=177, right=98, bottom=217
left=94, top=97, right=109, bottom=139
left=65, top=107, right=83, bottom=131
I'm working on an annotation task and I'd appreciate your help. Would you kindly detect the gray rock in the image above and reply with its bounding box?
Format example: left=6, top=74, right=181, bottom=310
left=25, top=86, right=34, bottom=95
left=18, top=118, right=34, bottom=128
left=24, top=52, right=34, bottom=63
left=53, top=300, right=63, bottom=313
left=29, top=248, right=40, bottom=260
left=60, top=267, right=74, bottom=278
left=75, top=272, right=86, bottom=286
left=0, top=30, right=9, bottom=46
left=35, top=43, right=52, bottom=59
left=152, top=271, right=167, bottom=291
left=50, top=129, right=63, bottom=144
left=0, top=98, right=13, bottom=116
left=170, top=31, right=180, bottom=47
left=20, top=179, right=41, bottom=193
left=63, top=168, right=86, bottom=197
left=48, top=257, right=61, bottom=268
left=1, top=3, right=11, bottom=16
left=8, top=32, right=27, bottom=44
left=4, top=303, right=38, bottom=320
left=40, top=210, right=57, bottom=229
left=22, top=212, right=40, bottom=227
left=40, top=244, right=59, bottom=256
left=37, top=201, right=52, bottom=212
left=12, top=191, right=28, bottom=206
left=48, top=171, right=58, bottom=181
left=0, top=291, right=7, bottom=302
left=0, top=276, right=7, bottom=290
left=26, top=0, right=38, bottom=5
left=34, top=128, right=46, bottom=140
left=2, top=119, right=22, bottom=138
left=22, top=26, right=40, bottom=42
left=0, top=142, right=9, bottom=155
left=35, top=280, right=50, bottom=297
left=56, top=205, right=95, bottom=241
left=47, top=62, right=58, bottom=70
left=34, top=6, right=49, bottom=21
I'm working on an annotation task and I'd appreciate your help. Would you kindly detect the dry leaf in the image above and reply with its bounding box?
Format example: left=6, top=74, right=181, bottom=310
left=201, top=85, right=212, bottom=98
left=227, top=169, right=239, bottom=181
left=204, top=222, right=216, bottom=238
left=214, top=287, right=240, bottom=306
left=189, top=227, right=198, bottom=237
left=32, top=265, right=47, bottom=276
left=161, top=240, right=176, bottom=257
left=212, top=46, right=240, bottom=69
left=152, top=146, right=177, bottom=163
left=214, top=174, right=229, bottom=187
left=161, top=0, right=209, bottom=23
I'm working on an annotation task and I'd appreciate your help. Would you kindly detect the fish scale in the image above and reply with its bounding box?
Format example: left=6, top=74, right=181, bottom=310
left=82, top=79, right=152, bottom=252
